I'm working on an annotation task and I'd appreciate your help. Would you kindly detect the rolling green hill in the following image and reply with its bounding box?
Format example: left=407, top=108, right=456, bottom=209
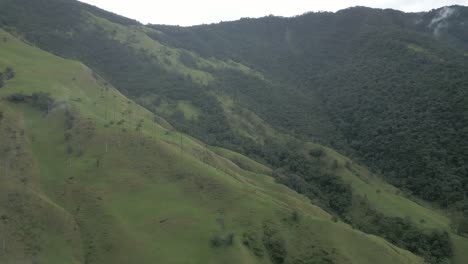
left=0, top=28, right=428, bottom=264
left=0, top=0, right=467, bottom=263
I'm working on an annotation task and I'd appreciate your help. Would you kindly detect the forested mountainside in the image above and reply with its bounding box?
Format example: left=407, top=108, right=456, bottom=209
left=150, top=6, right=468, bottom=209
left=0, top=0, right=467, bottom=263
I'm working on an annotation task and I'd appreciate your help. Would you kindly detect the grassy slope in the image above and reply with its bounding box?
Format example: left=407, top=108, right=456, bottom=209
left=210, top=146, right=272, bottom=175
left=88, top=11, right=468, bottom=261
left=82, top=11, right=270, bottom=126
left=0, top=30, right=424, bottom=264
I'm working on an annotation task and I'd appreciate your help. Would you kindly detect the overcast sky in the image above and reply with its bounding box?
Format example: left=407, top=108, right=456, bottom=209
left=78, top=0, right=468, bottom=26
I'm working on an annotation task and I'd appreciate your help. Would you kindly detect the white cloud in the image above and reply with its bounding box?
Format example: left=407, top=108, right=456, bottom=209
left=78, top=0, right=468, bottom=26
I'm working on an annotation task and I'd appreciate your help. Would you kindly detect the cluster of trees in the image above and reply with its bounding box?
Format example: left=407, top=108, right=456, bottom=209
left=7, top=92, right=54, bottom=113
left=351, top=196, right=453, bottom=263
left=265, top=141, right=352, bottom=216
left=242, top=231, right=264, bottom=257
left=210, top=233, right=234, bottom=248
left=451, top=213, right=468, bottom=236
left=0, top=66, right=15, bottom=88
left=262, top=223, right=287, bottom=264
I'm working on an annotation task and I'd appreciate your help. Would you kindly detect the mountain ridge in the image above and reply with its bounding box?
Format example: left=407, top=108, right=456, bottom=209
left=0, top=0, right=467, bottom=263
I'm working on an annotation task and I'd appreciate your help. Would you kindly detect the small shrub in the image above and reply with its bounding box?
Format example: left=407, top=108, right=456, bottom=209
left=7, top=92, right=55, bottom=112
left=225, top=233, right=234, bottom=246
left=345, top=161, right=352, bottom=169
left=210, top=235, right=223, bottom=248
left=210, top=233, right=235, bottom=248
left=331, top=159, right=339, bottom=170
left=179, top=51, right=197, bottom=68
left=64, top=110, right=75, bottom=129
left=263, top=223, right=287, bottom=264
left=31, top=92, right=54, bottom=112
left=242, top=231, right=264, bottom=257
left=309, top=148, right=325, bottom=158
left=7, top=93, right=27, bottom=103
left=291, top=211, right=300, bottom=223
left=4, top=67, right=15, bottom=80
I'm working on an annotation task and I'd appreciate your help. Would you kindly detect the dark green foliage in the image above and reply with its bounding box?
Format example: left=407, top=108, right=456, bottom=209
left=210, top=233, right=234, bottom=248
left=64, top=110, right=75, bottom=129
left=6, top=93, right=27, bottom=103
left=291, top=249, right=335, bottom=264
left=314, top=32, right=468, bottom=208
left=261, top=140, right=352, bottom=216
left=457, top=218, right=468, bottom=235
left=0, top=66, right=15, bottom=88
left=263, top=223, right=287, bottom=264
left=309, top=148, right=325, bottom=158
left=178, top=51, right=197, bottom=68
left=205, top=68, right=341, bottom=145
left=450, top=213, right=468, bottom=236
left=31, top=92, right=54, bottom=112
left=242, top=231, right=264, bottom=257
left=351, top=196, right=453, bottom=263
left=291, top=211, right=300, bottom=223
left=4, top=66, right=14, bottom=80
left=210, top=236, right=223, bottom=247
left=331, top=160, right=339, bottom=170
left=6, top=92, right=54, bottom=112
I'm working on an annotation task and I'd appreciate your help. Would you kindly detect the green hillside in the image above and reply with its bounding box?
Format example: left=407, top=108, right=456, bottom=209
left=0, top=0, right=467, bottom=263
left=0, top=29, right=428, bottom=264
